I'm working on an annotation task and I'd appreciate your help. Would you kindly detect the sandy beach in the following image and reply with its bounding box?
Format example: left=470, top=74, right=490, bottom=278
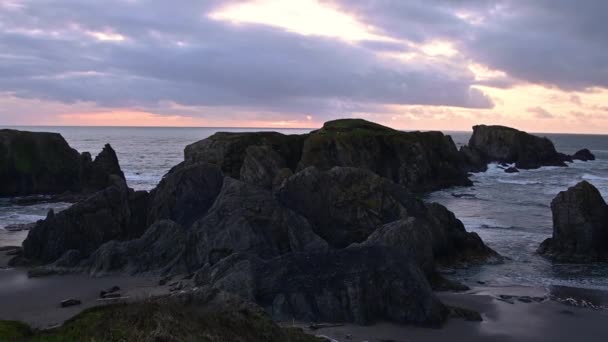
left=0, top=252, right=165, bottom=329
left=294, top=287, right=608, bottom=342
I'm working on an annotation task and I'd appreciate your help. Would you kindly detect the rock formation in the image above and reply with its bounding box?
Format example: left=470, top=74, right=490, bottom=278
left=572, top=148, right=596, bottom=161
left=21, top=176, right=149, bottom=264
left=0, top=129, right=124, bottom=197
left=463, top=125, right=570, bottom=171
left=17, top=119, right=501, bottom=327
left=184, top=119, right=471, bottom=193
left=538, top=181, right=608, bottom=262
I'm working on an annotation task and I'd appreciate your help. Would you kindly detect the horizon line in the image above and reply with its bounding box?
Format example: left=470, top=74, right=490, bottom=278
left=1, top=124, right=606, bottom=136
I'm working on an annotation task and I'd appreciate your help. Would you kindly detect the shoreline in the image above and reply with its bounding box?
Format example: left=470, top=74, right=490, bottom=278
left=292, top=286, right=608, bottom=342
left=2, top=249, right=608, bottom=341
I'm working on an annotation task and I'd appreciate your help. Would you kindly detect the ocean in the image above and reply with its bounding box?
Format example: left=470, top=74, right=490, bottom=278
left=1, top=126, right=607, bottom=290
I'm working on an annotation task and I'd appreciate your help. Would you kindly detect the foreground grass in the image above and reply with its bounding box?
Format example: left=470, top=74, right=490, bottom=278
left=0, top=302, right=322, bottom=342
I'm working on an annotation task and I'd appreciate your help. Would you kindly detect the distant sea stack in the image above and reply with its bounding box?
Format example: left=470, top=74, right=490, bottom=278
left=461, top=125, right=595, bottom=172
left=0, top=129, right=124, bottom=197
left=538, top=181, right=608, bottom=262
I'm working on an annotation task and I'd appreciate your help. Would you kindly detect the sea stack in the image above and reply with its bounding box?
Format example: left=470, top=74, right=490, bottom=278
left=0, top=129, right=125, bottom=197
left=538, top=181, right=608, bottom=262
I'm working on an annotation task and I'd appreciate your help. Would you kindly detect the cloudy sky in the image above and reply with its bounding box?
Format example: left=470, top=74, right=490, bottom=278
left=0, top=0, right=607, bottom=132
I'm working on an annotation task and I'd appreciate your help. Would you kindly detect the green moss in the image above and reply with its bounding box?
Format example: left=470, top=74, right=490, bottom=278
left=1, top=302, right=322, bottom=342
left=0, top=320, right=33, bottom=341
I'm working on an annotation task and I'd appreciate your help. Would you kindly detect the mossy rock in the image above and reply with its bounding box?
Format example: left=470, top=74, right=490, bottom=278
left=0, top=302, right=322, bottom=342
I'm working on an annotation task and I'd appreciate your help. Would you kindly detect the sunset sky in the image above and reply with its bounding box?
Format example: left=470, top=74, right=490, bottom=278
left=0, top=0, right=607, bottom=133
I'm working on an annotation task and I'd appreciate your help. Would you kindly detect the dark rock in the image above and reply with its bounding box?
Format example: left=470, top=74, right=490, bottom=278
left=186, top=178, right=328, bottom=264
left=147, top=162, right=224, bottom=227
left=448, top=306, right=483, bottom=321
left=466, top=125, right=569, bottom=170
left=21, top=176, right=149, bottom=264
left=81, top=144, right=125, bottom=192
left=86, top=220, right=190, bottom=276
left=504, top=167, right=519, bottom=173
left=196, top=247, right=448, bottom=326
left=298, top=119, right=471, bottom=192
left=0, top=129, right=124, bottom=197
left=184, top=131, right=305, bottom=181
left=100, top=286, right=121, bottom=298
left=100, top=292, right=122, bottom=299
left=277, top=166, right=423, bottom=248
left=3, top=223, right=36, bottom=232
left=277, top=166, right=498, bottom=264
left=572, top=148, right=596, bottom=161
left=60, top=299, right=81, bottom=308
left=183, top=119, right=471, bottom=193
left=538, top=181, right=608, bottom=262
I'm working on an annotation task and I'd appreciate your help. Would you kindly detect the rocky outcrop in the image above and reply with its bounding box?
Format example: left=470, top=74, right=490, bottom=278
left=464, top=125, right=570, bottom=171
left=277, top=166, right=498, bottom=265
left=184, top=131, right=306, bottom=181
left=298, top=119, right=471, bottom=192
left=572, top=148, right=596, bottom=161
left=538, top=181, right=608, bottom=262
left=194, top=247, right=448, bottom=326
left=20, top=176, right=149, bottom=264
left=146, top=162, right=224, bottom=227
left=17, top=119, right=500, bottom=327
left=0, top=129, right=124, bottom=197
left=183, top=119, right=471, bottom=193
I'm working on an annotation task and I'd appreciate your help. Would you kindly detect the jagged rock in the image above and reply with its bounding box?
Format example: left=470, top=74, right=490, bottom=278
left=184, top=131, right=305, bottom=180
left=195, top=247, right=448, bottom=326
left=358, top=218, right=435, bottom=275
left=538, top=181, right=608, bottom=262
left=187, top=178, right=328, bottom=264
left=0, top=129, right=124, bottom=197
left=504, top=167, right=519, bottom=173
left=81, top=144, right=125, bottom=192
left=86, top=178, right=328, bottom=276
left=465, top=125, right=569, bottom=170
left=572, top=148, right=596, bottom=161
left=86, top=220, right=190, bottom=276
left=276, top=166, right=498, bottom=266
left=183, top=119, right=471, bottom=193
left=277, top=166, right=423, bottom=248
left=21, top=176, right=149, bottom=264
left=240, top=145, right=287, bottom=189
left=147, top=162, right=224, bottom=226
left=298, top=119, right=471, bottom=192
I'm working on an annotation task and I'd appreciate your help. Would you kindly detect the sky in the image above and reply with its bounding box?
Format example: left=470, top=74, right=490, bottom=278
left=0, top=0, right=607, bottom=133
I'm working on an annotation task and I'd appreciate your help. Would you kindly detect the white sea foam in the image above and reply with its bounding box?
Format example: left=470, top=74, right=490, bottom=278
left=496, top=178, right=542, bottom=185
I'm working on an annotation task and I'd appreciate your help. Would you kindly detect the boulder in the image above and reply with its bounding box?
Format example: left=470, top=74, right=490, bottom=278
left=504, top=167, right=520, bottom=173
left=195, top=247, right=448, bottom=326
left=298, top=119, right=471, bottom=192
left=0, top=130, right=124, bottom=197
left=572, top=148, right=596, bottom=161
left=60, top=299, right=81, bottom=308
left=21, top=176, right=149, bottom=264
left=538, top=181, right=608, bottom=262
left=465, top=125, right=569, bottom=170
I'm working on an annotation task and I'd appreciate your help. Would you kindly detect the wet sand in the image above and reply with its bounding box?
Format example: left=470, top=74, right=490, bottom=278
left=294, top=287, right=608, bottom=342
left=0, top=252, right=165, bottom=329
